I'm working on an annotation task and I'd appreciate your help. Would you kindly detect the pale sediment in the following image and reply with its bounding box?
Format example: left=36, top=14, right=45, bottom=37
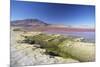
left=11, top=30, right=79, bottom=66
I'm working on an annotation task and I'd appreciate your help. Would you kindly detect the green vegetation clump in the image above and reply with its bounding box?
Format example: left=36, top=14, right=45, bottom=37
left=23, top=33, right=75, bottom=58
left=23, top=33, right=95, bottom=62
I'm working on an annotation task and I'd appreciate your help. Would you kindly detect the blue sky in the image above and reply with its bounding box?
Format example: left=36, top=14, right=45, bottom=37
left=11, top=0, right=95, bottom=28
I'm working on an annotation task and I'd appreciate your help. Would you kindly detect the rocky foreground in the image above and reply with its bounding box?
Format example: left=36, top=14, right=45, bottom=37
left=10, top=29, right=79, bottom=66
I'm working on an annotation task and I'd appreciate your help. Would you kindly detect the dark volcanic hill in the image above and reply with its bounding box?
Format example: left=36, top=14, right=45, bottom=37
left=11, top=19, right=49, bottom=27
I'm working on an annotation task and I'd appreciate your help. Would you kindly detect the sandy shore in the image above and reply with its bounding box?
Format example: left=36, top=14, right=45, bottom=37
left=10, top=28, right=79, bottom=66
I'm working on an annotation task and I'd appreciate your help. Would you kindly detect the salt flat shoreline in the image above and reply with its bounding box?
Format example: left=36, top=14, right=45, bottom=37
left=10, top=27, right=95, bottom=66
left=10, top=28, right=79, bottom=66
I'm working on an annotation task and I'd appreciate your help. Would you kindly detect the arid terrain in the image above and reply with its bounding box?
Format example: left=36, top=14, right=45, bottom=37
left=10, top=19, right=95, bottom=66
left=11, top=27, right=80, bottom=66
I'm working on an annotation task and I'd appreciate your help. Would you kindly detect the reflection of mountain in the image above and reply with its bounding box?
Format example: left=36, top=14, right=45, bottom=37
left=11, top=19, right=95, bottom=32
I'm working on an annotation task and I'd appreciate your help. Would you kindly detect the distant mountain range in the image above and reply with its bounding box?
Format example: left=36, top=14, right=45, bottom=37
left=11, top=19, right=95, bottom=32
left=11, top=19, right=50, bottom=27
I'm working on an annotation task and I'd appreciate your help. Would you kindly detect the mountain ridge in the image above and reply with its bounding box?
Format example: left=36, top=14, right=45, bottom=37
left=11, top=19, right=95, bottom=32
left=11, top=19, right=50, bottom=27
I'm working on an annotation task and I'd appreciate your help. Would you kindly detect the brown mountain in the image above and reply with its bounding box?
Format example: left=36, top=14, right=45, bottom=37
left=11, top=19, right=95, bottom=32
left=11, top=19, right=50, bottom=27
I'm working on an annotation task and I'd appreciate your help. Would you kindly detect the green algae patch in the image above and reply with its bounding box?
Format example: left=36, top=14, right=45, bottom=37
left=23, top=33, right=95, bottom=62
